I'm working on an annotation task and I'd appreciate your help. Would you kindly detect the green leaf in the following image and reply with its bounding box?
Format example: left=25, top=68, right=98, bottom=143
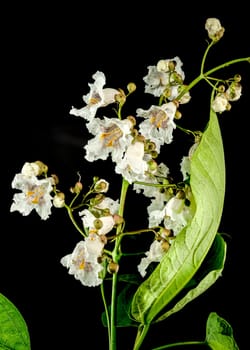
left=155, top=234, right=227, bottom=322
left=131, top=107, right=226, bottom=324
left=0, top=293, right=31, bottom=350
left=206, top=312, right=239, bottom=350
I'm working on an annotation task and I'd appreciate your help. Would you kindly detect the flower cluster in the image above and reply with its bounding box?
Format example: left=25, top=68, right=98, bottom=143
left=8, top=17, right=249, bottom=350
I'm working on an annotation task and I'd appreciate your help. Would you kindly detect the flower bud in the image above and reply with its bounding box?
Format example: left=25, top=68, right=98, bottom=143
left=127, top=82, right=136, bottom=93
left=217, top=85, right=225, bottom=93
left=150, top=150, right=158, bottom=159
left=168, top=60, right=176, bottom=72
left=35, top=161, right=48, bottom=175
left=94, top=179, right=109, bottom=193
left=148, top=159, right=158, bottom=171
left=113, top=214, right=124, bottom=225
left=159, top=227, right=173, bottom=238
left=174, top=110, right=182, bottom=120
left=127, top=115, right=136, bottom=127
left=176, top=190, right=185, bottom=199
left=94, top=218, right=103, bottom=230
left=53, top=192, right=65, bottom=208
left=161, top=240, right=170, bottom=252
left=226, top=82, right=242, bottom=101
left=163, top=87, right=171, bottom=98
left=115, top=90, right=126, bottom=105
left=90, top=194, right=105, bottom=206
left=108, top=261, right=119, bottom=274
left=234, top=74, right=241, bottom=82
left=205, top=18, right=225, bottom=42
left=70, top=181, right=83, bottom=193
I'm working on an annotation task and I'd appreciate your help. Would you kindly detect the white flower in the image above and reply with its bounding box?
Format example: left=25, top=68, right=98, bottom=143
left=205, top=18, right=225, bottom=41
left=115, top=141, right=149, bottom=183
left=69, top=71, right=119, bottom=122
left=60, top=240, right=104, bottom=287
left=133, top=162, right=170, bottom=197
left=226, top=82, right=242, bottom=101
left=10, top=174, right=54, bottom=220
left=211, top=93, right=229, bottom=113
left=170, top=85, right=191, bottom=104
left=138, top=240, right=166, bottom=277
left=53, top=192, right=65, bottom=208
left=164, top=188, right=196, bottom=235
left=180, top=156, right=191, bottom=181
left=136, top=102, right=177, bottom=151
left=21, top=162, right=41, bottom=177
left=79, top=209, right=115, bottom=235
left=85, top=233, right=105, bottom=259
left=143, top=57, right=185, bottom=97
left=95, top=197, right=120, bottom=215
left=84, top=117, right=133, bottom=163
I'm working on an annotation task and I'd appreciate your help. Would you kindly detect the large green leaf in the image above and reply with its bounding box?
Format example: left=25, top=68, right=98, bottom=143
left=205, top=312, right=239, bottom=350
left=0, top=293, right=31, bottom=350
left=155, top=234, right=227, bottom=322
left=131, top=107, right=226, bottom=324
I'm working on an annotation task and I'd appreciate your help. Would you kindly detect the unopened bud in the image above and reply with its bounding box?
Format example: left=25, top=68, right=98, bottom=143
left=115, top=90, right=126, bottom=105
left=145, top=141, right=156, bottom=152
left=90, top=194, right=105, bottom=206
left=159, top=227, right=173, bottom=238
left=172, top=72, right=183, bottom=84
left=70, top=181, right=83, bottom=193
left=174, top=110, right=182, bottom=120
left=35, top=161, right=48, bottom=175
left=94, top=179, right=109, bottom=193
left=163, top=87, right=171, bottom=98
left=53, top=192, right=65, bottom=208
left=234, top=74, right=241, bottom=82
left=168, top=61, right=176, bottom=72
left=108, top=261, right=119, bottom=274
left=127, top=115, right=136, bottom=127
left=148, top=159, right=158, bottom=171
left=218, top=85, right=225, bottom=93
left=127, top=82, right=136, bottom=93
left=94, top=218, right=103, bottom=230
left=113, top=214, right=124, bottom=225
left=176, top=190, right=185, bottom=199
left=161, top=240, right=170, bottom=252
left=51, top=174, right=59, bottom=185
left=150, top=150, right=158, bottom=159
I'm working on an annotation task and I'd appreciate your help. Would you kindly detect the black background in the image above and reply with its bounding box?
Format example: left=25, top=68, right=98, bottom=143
left=1, top=2, right=250, bottom=349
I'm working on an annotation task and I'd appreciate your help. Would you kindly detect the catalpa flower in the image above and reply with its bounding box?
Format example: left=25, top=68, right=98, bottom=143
left=115, top=140, right=150, bottom=184
left=79, top=208, right=116, bottom=236
left=136, top=102, right=177, bottom=151
left=137, top=239, right=166, bottom=278
left=143, top=56, right=185, bottom=98
left=10, top=173, right=54, bottom=220
left=60, top=238, right=104, bottom=287
left=84, top=117, right=133, bottom=163
left=70, top=71, right=120, bottom=122
left=205, top=18, right=225, bottom=41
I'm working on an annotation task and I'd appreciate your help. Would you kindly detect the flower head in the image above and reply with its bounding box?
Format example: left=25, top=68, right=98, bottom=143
left=70, top=71, right=120, bottom=122
left=10, top=173, right=54, bottom=220
left=205, top=18, right=225, bottom=41
left=60, top=239, right=104, bottom=287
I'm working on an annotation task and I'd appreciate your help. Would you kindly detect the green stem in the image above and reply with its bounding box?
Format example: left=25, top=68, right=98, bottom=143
left=177, top=56, right=249, bottom=101
left=64, top=204, right=86, bottom=237
left=100, top=282, right=111, bottom=347
left=152, top=340, right=207, bottom=349
left=109, top=178, right=130, bottom=350
left=133, top=324, right=151, bottom=350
